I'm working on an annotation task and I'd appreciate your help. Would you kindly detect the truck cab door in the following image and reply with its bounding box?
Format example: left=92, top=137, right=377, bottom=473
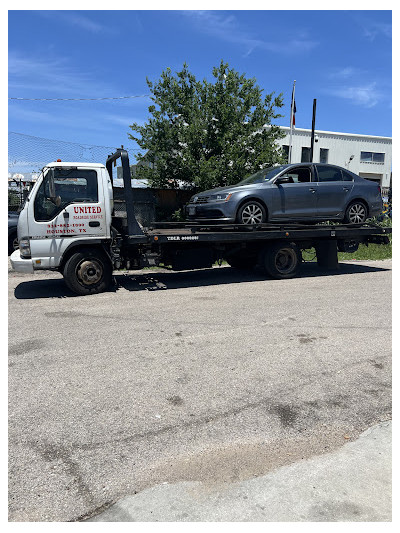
left=28, top=166, right=107, bottom=267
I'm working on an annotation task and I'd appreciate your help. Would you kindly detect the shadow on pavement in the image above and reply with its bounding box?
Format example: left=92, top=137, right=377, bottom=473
left=13, top=261, right=389, bottom=299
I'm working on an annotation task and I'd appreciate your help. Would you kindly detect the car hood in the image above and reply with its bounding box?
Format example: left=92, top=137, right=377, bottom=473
left=195, top=183, right=261, bottom=197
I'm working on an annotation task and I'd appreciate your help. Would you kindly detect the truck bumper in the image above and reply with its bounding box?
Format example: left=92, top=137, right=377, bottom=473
left=10, top=250, right=35, bottom=273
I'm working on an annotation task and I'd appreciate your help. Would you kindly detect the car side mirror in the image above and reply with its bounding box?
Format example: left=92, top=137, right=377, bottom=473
left=275, top=176, right=291, bottom=185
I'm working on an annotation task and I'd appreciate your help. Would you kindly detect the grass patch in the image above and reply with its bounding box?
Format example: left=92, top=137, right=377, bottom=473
left=337, top=241, right=392, bottom=261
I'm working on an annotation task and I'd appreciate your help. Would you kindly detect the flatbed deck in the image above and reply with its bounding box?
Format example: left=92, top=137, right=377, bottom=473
left=125, top=222, right=391, bottom=245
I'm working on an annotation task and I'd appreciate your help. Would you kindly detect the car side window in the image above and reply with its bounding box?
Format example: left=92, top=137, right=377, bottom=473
left=280, top=167, right=312, bottom=183
left=342, top=170, right=354, bottom=182
left=34, top=169, right=99, bottom=222
left=317, top=165, right=342, bottom=182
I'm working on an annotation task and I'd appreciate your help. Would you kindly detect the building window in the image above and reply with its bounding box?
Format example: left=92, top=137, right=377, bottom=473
left=282, top=145, right=289, bottom=162
left=319, top=148, right=329, bottom=164
left=301, top=147, right=311, bottom=162
left=360, top=151, right=385, bottom=163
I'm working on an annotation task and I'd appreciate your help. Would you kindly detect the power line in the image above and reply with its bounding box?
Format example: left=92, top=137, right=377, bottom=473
left=9, top=94, right=150, bottom=101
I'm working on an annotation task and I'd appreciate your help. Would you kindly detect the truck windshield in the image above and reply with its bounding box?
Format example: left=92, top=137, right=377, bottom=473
left=237, top=166, right=287, bottom=185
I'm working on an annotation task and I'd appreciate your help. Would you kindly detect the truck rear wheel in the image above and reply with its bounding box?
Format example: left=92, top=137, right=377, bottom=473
left=261, top=242, right=301, bottom=279
left=63, top=249, right=112, bottom=295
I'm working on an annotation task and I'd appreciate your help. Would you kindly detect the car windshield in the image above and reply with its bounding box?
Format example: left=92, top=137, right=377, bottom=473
left=237, top=166, right=287, bottom=185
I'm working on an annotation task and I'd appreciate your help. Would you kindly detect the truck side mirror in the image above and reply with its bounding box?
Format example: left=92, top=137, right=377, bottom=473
left=48, top=168, right=56, bottom=200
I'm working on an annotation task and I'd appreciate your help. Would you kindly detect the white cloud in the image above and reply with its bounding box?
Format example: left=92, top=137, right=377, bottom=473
left=182, top=11, right=317, bottom=56
left=37, top=11, right=110, bottom=34
left=328, top=82, right=382, bottom=108
left=328, top=67, right=359, bottom=80
left=360, top=20, right=392, bottom=41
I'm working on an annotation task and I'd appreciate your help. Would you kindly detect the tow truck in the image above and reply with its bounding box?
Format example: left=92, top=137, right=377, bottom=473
left=10, top=149, right=391, bottom=295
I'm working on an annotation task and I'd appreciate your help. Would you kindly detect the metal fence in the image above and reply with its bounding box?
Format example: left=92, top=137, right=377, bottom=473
left=8, top=132, right=194, bottom=222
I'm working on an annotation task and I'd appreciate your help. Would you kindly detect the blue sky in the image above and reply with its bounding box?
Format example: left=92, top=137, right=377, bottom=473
left=8, top=9, right=392, bottom=162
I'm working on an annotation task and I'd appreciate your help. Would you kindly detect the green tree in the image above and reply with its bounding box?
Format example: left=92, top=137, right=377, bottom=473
left=129, top=61, right=285, bottom=190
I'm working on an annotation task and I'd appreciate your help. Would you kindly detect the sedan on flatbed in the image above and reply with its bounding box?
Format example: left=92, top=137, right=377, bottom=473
left=186, top=163, right=382, bottom=225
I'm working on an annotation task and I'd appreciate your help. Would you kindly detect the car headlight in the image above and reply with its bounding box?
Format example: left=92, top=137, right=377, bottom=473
left=19, top=237, right=31, bottom=258
left=209, top=193, right=232, bottom=202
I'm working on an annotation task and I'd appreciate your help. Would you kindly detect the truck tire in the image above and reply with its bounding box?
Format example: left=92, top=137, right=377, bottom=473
left=261, top=242, right=301, bottom=279
left=63, top=249, right=112, bottom=295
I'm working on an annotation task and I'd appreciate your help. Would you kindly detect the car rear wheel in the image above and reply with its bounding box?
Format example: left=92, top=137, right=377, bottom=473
left=344, top=201, right=367, bottom=224
left=236, top=201, right=267, bottom=225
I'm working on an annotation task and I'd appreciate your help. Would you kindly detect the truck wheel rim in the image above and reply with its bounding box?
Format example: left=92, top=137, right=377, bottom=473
left=275, top=248, right=297, bottom=274
left=12, top=237, right=19, bottom=250
left=76, top=259, right=103, bottom=286
left=241, top=204, right=263, bottom=224
left=348, top=204, right=366, bottom=223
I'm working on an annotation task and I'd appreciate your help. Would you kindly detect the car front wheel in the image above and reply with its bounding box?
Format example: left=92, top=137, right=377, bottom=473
left=236, top=201, right=267, bottom=225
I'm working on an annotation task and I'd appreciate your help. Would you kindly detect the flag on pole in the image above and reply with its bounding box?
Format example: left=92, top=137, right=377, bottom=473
left=291, top=87, right=296, bottom=127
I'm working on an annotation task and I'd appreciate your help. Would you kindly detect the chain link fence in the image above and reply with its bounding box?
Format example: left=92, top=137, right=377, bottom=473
left=8, top=131, right=140, bottom=211
left=8, top=132, right=193, bottom=223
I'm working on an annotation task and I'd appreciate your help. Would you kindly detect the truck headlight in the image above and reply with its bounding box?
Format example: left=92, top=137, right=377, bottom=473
left=19, top=238, right=31, bottom=258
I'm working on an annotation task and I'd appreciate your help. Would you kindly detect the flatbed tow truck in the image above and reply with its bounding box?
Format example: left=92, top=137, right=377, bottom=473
left=11, top=149, right=391, bottom=295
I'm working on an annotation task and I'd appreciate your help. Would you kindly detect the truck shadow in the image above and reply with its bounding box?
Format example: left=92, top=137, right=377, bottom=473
left=13, top=262, right=390, bottom=300
left=115, top=262, right=390, bottom=292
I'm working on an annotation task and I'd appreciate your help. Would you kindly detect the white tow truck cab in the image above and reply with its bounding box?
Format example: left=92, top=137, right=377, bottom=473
left=11, top=149, right=391, bottom=296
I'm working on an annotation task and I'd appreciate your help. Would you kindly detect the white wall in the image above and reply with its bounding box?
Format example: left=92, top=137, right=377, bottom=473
left=277, top=127, right=392, bottom=188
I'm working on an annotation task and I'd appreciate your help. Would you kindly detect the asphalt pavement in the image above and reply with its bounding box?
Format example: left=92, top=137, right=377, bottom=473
left=8, top=259, right=392, bottom=521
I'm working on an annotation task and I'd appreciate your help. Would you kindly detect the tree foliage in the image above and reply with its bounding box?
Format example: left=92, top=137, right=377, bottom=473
left=129, top=61, right=285, bottom=190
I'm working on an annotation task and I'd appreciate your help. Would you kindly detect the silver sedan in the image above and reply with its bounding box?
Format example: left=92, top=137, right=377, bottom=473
left=186, top=163, right=383, bottom=224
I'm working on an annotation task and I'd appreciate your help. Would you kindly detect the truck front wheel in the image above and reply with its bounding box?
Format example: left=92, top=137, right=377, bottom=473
left=63, top=249, right=112, bottom=295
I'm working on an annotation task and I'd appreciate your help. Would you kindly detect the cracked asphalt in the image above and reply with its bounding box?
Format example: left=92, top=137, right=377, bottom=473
left=8, top=259, right=392, bottom=521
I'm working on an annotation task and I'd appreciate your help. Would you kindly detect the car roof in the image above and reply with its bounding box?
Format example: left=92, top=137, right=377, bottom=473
left=286, top=162, right=343, bottom=168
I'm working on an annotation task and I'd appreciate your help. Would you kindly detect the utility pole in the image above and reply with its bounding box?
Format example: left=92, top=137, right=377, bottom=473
left=310, top=99, right=317, bottom=162
left=288, top=80, right=296, bottom=164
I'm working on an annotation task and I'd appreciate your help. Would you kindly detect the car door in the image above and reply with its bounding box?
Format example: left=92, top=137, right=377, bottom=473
left=315, top=165, right=354, bottom=218
left=28, top=166, right=107, bottom=267
left=270, top=165, right=317, bottom=220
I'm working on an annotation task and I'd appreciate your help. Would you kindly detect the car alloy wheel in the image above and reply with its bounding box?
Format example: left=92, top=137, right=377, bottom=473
left=239, top=203, right=265, bottom=224
left=347, top=202, right=367, bottom=224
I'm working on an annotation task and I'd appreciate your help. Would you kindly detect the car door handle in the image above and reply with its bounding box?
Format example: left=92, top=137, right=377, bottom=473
left=343, top=187, right=350, bottom=192
left=89, top=221, right=100, bottom=227
left=309, top=187, right=316, bottom=193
